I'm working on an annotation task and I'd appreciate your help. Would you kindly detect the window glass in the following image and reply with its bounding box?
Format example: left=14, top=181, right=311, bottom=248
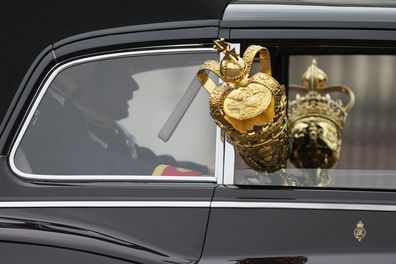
left=234, top=55, right=396, bottom=189
left=14, top=51, right=217, bottom=177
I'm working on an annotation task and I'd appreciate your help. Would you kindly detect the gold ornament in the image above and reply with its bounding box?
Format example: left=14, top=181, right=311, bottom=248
left=223, top=84, right=272, bottom=120
left=288, top=58, right=355, bottom=185
left=197, top=39, right=290, bottom=172
left=353, top=220, right=367, bottom=242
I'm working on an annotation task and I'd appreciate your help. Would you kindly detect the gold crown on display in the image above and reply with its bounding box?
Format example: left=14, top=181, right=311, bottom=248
left=288, top=58, right=355, bottom=130
left=289, top=92, right=347, bottom=129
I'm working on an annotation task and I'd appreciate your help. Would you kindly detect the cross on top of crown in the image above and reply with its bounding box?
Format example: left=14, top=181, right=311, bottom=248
left=213, top=38, right=239, bottom=62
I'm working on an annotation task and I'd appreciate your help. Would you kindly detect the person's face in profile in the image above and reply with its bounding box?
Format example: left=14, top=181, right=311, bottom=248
left=86, top=60, right=139, bottom=121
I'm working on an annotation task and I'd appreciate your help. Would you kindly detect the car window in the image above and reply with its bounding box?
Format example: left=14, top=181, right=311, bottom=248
left=12, top=50, right=218, bottom=179
left=234, top=54, right=396, bottom=190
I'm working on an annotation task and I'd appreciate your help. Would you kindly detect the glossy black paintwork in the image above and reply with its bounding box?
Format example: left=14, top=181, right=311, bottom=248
left=0, top=157, right=216, bottom=263
left=0, top=242, right=134, bottom=264
left=54, top=24, right=220, bottom=64
left=0, top=48, right=55, bottom=153
left=203, top=209, right=396, bottom=262
left=200, top=186, right=396, bottom=263
left=0, top=208, right=211, bottom=263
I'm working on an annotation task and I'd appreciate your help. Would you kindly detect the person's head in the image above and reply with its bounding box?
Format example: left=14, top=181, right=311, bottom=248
left=72, top=59, right=139, bottom=121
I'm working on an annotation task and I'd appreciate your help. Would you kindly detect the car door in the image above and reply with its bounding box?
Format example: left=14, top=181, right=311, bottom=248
left=200, top=3, right=396, bottom=263
left=0, top=21, right=225, bottom=264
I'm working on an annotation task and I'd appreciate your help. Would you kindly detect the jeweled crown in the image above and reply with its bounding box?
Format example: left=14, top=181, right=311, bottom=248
left=356, top=221, right=364, bottom=228
left=289, top=92, right=347, bottom=129
left=197, top=39, right=290, bottom=174
left=288, top=58, right=354, bottom=130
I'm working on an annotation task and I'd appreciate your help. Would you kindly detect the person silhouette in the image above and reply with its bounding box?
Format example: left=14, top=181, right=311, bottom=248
left=19, top=59, right=209, bottom=176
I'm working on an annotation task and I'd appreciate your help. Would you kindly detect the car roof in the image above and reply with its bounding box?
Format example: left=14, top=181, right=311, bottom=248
left=223, top=1, right=396, bottom=29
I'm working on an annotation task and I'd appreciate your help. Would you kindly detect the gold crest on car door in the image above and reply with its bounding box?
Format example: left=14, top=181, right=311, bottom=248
left=353, top=220, right=367, bottom=242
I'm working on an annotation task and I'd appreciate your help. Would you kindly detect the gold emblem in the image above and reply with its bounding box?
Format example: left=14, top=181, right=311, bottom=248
left=197, top=39, right=290, bottom=174
left=353, top=220, right=367, bottom=242
left=223, top=84, right=272, bottom=120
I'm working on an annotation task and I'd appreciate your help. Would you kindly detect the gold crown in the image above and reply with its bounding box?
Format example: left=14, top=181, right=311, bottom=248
left=288, top=58, right=355, bottom=130
left=356, top=220, right=364, bottom=228
left=289, top=91, right=347, bottom=129
left=197, top=39, right=290, bottom=173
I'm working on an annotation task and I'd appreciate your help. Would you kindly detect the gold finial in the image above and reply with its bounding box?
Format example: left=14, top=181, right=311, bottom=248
left=212, top=39, right=247, bottom=83
left=302, top=57, right=328, bottom=90
left=213, top=38, right=239, bottom=62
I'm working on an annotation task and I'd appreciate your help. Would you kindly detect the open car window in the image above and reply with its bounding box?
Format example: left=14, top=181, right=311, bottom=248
left=234, top=54, right=396, bottom=190
left=12, top=49, right=218, bottom=180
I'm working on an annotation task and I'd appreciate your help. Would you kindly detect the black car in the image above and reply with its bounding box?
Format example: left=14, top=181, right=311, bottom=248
left=1, top=0, right=396, bottom=263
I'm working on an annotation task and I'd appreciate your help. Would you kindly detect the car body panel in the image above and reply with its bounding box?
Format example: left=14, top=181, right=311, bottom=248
left=0, top=207, right=211, bottom=263
left=201, top=186, right=396, bottom=263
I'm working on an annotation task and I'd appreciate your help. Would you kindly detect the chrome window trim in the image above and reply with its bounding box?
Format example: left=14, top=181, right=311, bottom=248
left=222, top=43, right=239, bottom=185
left=0, top=201, right=211, bottom=208
left=212, top=201, right=396, bottom=212
left=10, top=47, right=221, bottom=183
left=0, top=200, right=396, bottom=211
left=223, top=132, right=236, bottom=185
left=215, top=126, right=226, bottom=185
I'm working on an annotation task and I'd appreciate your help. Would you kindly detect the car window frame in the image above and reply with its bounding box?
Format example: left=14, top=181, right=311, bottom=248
left=221, top=37, right=396, bottom=190
left=9, top=47, right=223, bottom=183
